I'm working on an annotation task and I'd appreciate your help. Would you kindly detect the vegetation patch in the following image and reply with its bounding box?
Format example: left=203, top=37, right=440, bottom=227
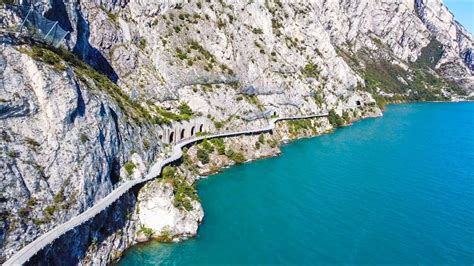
left=225, top=149, right=245, bottom=164
left=124, top=161, right=136, bottom=175
left=287, top=119, right=313, bottom=135
left=210, top=138, right=226, bottom=155
left=24, top=137, right=40, bottom=147
left=244, top=95, right=264, bottom=110
left=139, top=38, right=147, bottom=50
left=413, top=39, right=444, bottom=69
left=18, top=45, right=152, bottom=123
left=302, top=61, right=320, bottom=79
left=161, top=166, right=198, bottom=211
left=328, top=109, right=344, bottom=128
left=197, top=147, right=210, bottom=164
left=153, top=105, right=192, bottom=122
left=336, top=44, right=464, bottom=104
left=178, top=102, right=193, bottom=116
left=139, top=224, right=154, bottom=239
left=155, top=226, right=173, bottom=242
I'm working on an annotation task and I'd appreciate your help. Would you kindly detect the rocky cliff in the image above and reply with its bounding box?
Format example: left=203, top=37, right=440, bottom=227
left=0, top=0, right=472, bottom=264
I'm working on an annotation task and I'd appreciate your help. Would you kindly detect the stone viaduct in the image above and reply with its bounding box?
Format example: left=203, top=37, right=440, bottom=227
left=159, top=117, right=214, bottom=144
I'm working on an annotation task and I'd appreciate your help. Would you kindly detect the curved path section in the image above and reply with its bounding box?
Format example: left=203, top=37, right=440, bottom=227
left=5, top=113, right=327, bottom=265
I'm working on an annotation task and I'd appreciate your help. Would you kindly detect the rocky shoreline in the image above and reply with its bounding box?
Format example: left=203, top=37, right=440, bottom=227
left=114, top=104, right=382, bottom=262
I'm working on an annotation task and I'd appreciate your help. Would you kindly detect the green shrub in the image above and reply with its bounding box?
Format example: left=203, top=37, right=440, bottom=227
left=139, top=224, right=154, bottom=238
left=201, top=139, right=215, bottom=153
left=29, top=46, right=66, bottom=71
left=25, top=137, right=40, bottom=147
left=313, top=93, right=324, bottom=106
left=154, top=106, right=191, bottom=121
left=124, top=161, right=136, bottom=175
left=252, top=28, right=263, bottom=34
left=139, top=38, right=147, bottom=50
left=211, top=138, right=226, bottom=155
left=53, top=190, right=65, bottom=203
left=267, top=138, right=279, bottom=148
left=342, top=111, right=350, bottom=123
left=178, top=102, right=193, bottom=116
left=288, top=119, right=312, bottom=135
left=156, top=226, right=173, bottom=242
left=373, top=94, right=387, bottom=109
left=44, top=205, right=56, bottom=217
left=175, top=48, right=187, bottom=60
left=244, top=95, right=263, bottom=110
left=217, top=19, right=226, bottom=29
left=18, top=207, right=29, bottom=218
left=162, top=166, right=176, bottom=179
left=258, top=134, right=265, bottom=144
left=164, top=169, right=199, bottom=211
left=80, top=134, right=89, bottom=143
left=27, top=197, right=37, bottom=206
left=328, top=109, right=344, bottom=128
left=33, top=218, right=45, bottom=226
left=230, top=152, right=245, bottom=164
left=216, top=144, right=226, bottom=155
left=197, top=148, right=209, bottom=164
left=214, top=120, right=224, bottom=129
left=104, top=9, right=118, bottom=23
left=7, top=150, right=17, bottom=158
left=226, top=149, right=245, bottom=164
left=302, top=61, right=319, bottom=78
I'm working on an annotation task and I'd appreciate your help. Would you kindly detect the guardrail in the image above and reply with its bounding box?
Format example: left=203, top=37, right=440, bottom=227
left=4, top=113, right=328, bottom=265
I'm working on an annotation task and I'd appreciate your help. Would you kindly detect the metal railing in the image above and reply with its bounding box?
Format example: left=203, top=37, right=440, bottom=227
left=1, top=4, right=69, bottom=47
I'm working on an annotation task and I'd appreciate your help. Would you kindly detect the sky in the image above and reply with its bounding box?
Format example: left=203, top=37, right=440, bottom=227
left=443, top=0, right=474, bottom=34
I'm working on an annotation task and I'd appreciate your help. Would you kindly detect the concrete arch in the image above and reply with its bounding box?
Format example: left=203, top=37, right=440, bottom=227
left=180, top=128, right=185, bottom=140
left=169, top=132, right=174, bottom=143
left=191, top=126, right=195, bottom=136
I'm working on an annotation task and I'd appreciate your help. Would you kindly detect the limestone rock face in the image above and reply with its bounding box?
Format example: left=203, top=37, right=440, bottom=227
left=137, top=180, right=203, bottom=242
left=0, top=45, right=161, bottom=262
left=0, top=0, right=472, bottom=264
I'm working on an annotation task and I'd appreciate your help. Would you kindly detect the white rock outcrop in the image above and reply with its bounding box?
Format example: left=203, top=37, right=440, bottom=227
left=137, top=181, right=203, bottom=242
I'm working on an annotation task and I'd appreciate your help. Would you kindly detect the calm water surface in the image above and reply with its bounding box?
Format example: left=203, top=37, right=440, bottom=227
left=120, top=103, right=474, bottom=264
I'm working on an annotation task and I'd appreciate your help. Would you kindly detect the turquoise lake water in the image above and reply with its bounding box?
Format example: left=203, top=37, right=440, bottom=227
left=119, top=103, right=474, bottom=265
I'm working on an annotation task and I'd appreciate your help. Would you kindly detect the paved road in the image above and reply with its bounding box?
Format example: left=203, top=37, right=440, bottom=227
left=4, top=113, right=327, bottom=265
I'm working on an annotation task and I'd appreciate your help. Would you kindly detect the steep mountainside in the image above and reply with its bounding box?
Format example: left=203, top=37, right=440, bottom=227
left=0, top=0, right=472, bottom=264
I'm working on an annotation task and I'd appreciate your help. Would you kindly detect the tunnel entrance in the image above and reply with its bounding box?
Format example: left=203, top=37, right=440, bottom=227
left=191, top=126, right=195, bottom=136
left=169, top=132, right=174, bottom=143
left=199, top=124, right=203, bottom=132
left=180, top=129, right=185, bottom=140
left=356, top=100, right=361, bottom=106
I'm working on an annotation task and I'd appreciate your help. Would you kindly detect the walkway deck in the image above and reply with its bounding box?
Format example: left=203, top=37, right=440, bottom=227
left=4, top=113, right=327, bottom=265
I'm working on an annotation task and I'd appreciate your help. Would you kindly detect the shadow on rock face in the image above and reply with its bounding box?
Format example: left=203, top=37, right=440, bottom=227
left=73, top=10, right=119, bottom=83
left=44, top=0, right=74, bottom=34
left=27, top=191, right=137, bottom=265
